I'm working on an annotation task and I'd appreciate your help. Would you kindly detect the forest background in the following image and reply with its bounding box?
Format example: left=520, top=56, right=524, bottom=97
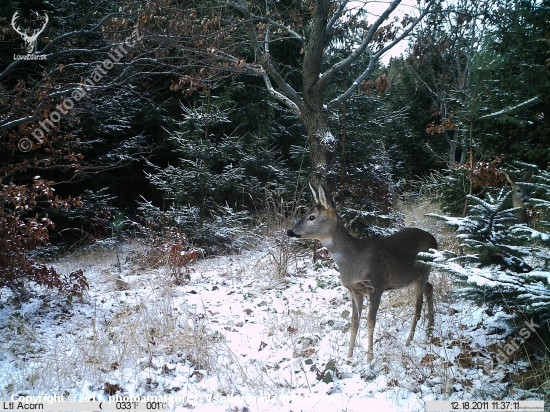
left=1, top=0, right=550, bottom=402
left=0, top=0, right=549, bottom=315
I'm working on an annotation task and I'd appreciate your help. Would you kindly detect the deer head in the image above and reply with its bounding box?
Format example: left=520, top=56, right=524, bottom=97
left=11, top=11, right=49, bottom=54
left=287, top=182, right=339, bottom=243
left=504, top=170, right=533, bottom=209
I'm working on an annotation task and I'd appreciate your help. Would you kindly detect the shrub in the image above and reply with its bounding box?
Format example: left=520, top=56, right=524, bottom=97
left=0, top=177, right=88, bottom=299
left=138, top=199, right=252, bottom=255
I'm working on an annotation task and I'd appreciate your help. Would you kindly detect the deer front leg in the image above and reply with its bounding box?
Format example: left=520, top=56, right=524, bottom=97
left=347, top=291, right=364, bottom=358
left=366, top=289, right=382, bottom=363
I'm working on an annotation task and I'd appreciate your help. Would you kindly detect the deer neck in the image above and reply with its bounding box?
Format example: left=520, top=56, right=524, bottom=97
left=515, top=208, right=528, bottom=224
left=320, top=218, right=357, bottom=265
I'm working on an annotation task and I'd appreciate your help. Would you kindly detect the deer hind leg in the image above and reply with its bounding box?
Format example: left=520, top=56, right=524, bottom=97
left=365, top=289, right=382, bottom=363
left=347, top=291, right=364, bottom=358
left=406, top=281, right=425, bottom=346
left=424, top=281, right=434, bottom=328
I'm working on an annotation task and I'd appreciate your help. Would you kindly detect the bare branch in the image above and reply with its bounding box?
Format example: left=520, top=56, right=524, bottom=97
left=228, top=0, right=303, bottom=113
left=327, top=0, right=436, bottom=108
left=326, top=0, right=350, bottom=36
left=262, top=75, right=300, bottom=114
left=320, top=0, right=403, bottom=87
left=478, top=96, right=540, bottom=120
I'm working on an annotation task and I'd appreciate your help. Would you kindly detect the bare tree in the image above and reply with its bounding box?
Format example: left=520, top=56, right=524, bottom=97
left=219, top=0, right=436, bottom=185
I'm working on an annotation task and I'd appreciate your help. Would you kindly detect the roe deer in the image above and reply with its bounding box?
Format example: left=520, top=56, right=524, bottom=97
left=287, top=183, right=437, bottom=362
left=503, top=170, right=533, bottom=224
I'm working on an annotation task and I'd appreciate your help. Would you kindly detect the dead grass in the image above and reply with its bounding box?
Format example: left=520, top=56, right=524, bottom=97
left=0, top=245, right=228, bottom=398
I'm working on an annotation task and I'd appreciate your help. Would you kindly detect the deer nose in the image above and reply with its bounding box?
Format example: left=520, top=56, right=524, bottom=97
left=287, top=229, right=301, bottom=238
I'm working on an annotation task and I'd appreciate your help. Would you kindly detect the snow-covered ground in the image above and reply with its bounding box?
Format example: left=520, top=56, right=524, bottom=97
left=0, top=233, right=544, bottom=411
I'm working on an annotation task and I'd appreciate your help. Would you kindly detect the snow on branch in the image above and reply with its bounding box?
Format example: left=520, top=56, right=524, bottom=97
left=478, top=96, right=540, bottom=120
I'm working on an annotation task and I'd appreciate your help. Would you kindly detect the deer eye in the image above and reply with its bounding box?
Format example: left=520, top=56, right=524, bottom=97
left=308, top=215, right=316, bottom=221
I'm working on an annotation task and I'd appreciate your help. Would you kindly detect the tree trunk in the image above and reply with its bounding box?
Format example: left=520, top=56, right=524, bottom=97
left=302, top=108, right=337, bottom=188
left=444, top=130, right=456, bottom=167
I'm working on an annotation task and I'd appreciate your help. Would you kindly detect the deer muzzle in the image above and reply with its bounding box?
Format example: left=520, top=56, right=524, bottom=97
left=287, top=229, right=301, bottom=238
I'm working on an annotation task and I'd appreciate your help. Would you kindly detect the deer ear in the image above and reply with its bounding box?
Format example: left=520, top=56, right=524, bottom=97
left=504, top=171, right=517, bottom=185
left=309, top=182, right=320, bottom=204
left=521, top=170, right=533, bottom=182
left=318, top=184, right=335, bottom=210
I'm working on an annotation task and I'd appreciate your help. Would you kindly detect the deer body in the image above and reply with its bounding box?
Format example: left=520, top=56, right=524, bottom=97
left=288, top=183, right=437, bottom=362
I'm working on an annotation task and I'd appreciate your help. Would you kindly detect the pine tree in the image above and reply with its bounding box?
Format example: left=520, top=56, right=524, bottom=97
left=142, top=85, right=251, bottom=250
left=141, top=80, right=299, bottom=243
left=477, top=0, right=550, bottom=167
left=428, top=175, right=550, bottom=328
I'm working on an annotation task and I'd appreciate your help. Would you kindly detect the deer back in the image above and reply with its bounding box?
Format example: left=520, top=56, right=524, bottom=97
left=338, top=228, right=437, bottom=291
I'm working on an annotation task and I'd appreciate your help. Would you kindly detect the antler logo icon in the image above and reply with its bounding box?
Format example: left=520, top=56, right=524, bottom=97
left=11, top=11, right=49, bottom=54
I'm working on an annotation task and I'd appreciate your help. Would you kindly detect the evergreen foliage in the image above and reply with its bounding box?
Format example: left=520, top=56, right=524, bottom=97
left=140, top=83, right=299, bottom=251
left=51, top=188, right=119, bottom=244
left=142, top=85, right=247, bottom=251
left=477, top=0, right=550, bottom=167
left=137, top=199, right=252, bottom=254
left=323, top=56, right=406, bottom=234
left=385, top=58, right=444, bottom=177
left=428, top=171, right=550, bottom=329
left=336, top=136, right=402, bottom=236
